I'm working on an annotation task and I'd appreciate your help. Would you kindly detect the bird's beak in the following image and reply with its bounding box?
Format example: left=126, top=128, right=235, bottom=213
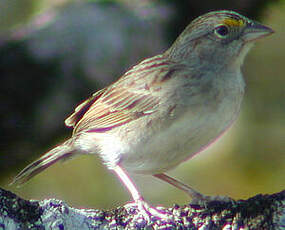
left=243, top=21, right=274, bottom=42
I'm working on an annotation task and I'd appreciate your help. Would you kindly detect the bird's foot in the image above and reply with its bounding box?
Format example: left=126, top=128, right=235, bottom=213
left=125, top=198, right=172, bottom=223
left=189, top=192, right=235, bottom=207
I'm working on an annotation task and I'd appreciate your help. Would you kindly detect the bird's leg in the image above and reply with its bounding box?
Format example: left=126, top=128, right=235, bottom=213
left=113, top=166, right=171, bottom=221
left=153, top=173, right=233, bottom=205
left=153, top=173, right=205, bottom=200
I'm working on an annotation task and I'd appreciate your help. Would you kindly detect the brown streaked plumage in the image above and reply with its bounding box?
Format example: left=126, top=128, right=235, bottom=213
left=65, top=54, right=182, bottom=135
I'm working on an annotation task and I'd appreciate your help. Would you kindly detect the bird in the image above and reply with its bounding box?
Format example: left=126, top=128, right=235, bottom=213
left=12, top=10, right=273, bottom=220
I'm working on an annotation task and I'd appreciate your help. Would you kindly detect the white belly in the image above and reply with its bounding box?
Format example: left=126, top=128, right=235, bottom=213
left=122, top=101, right=240, bottom=174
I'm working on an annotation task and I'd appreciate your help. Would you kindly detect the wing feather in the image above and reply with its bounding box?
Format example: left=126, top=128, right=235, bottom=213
left=65, top=55, right=178, bottom=134
left=65, top=88, right=107, bottom=127
left=73, top=86, right=159, bottom=133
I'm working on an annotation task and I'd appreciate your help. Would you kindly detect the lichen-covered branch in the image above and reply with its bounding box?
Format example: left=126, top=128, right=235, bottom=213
left=0, top=188, right=284, bottom=229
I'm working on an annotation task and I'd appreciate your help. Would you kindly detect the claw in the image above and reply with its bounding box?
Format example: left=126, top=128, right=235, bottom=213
left=190, top=194, right=235, bottom=207
left=125, top=198, right=172, bottom=222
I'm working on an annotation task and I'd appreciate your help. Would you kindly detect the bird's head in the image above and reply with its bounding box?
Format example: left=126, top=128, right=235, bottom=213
left=167, top=10, right=274, bottom=71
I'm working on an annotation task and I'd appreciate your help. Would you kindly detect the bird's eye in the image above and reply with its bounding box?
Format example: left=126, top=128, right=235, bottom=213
left=214, top=25, right=229, bottom=38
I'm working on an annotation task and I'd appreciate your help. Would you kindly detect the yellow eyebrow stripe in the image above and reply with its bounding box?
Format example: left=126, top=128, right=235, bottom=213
left=223, top=18, right=245, bottom=27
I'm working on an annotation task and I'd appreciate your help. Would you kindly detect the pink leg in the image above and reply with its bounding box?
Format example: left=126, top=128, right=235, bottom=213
left=113, top=165, right=141, bottom=201
left=153, top=173, right=205, bottom=200
left=113, top=166, right=171, bottom=221
left=154, top=173, right=233, bottom=204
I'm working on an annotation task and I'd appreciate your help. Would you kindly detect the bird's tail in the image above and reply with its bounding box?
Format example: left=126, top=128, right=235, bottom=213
left=11, top=139, right=76, bottom=186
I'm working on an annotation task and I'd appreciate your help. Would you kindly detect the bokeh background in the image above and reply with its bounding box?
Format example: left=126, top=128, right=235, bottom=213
left=0, top=0, right=284, bottom=210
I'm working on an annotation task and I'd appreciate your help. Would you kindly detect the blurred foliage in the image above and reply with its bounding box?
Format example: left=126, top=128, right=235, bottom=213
left=0, top=0, right=41, bottom=32
left=0, top=0, right=284, bottom=209
left=0, top=0, right=68, bottom=33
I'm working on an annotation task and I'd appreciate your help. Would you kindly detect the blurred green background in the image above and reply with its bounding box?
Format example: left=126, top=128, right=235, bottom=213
left=0, top=0, right=284, bottom=210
